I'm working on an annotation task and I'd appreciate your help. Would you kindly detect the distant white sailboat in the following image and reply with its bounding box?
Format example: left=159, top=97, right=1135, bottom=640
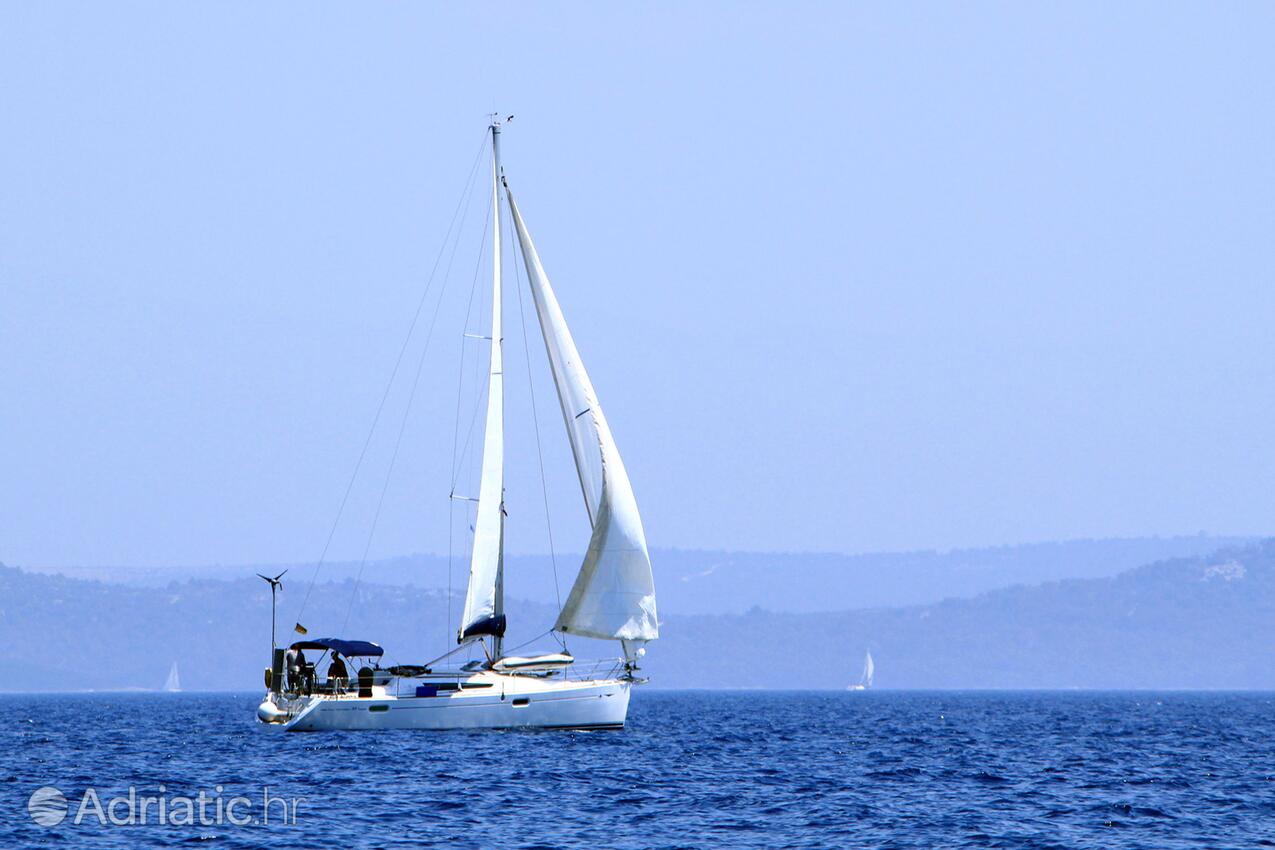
left=163, top=662, right=182, bottom=693
left=256, top=118, right=658, bottom=731
left=847, top=651, right=874, bottom=691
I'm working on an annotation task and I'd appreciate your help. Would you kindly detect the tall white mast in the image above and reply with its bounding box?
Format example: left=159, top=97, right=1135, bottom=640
left=457, top=120, right=507, bottom=659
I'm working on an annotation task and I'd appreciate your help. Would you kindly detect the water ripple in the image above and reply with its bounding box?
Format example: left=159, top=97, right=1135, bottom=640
left=0, top=691, right=1272, bottom=848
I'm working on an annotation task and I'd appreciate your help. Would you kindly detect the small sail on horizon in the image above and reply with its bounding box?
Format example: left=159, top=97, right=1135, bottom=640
left=506, top=187, right=658, bottom=645
left=164, top=662, right=181, bottom=693
left=847, top=650, right=874, bottom=691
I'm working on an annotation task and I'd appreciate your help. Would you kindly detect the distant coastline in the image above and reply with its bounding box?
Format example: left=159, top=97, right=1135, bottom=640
left=3, top=535, right=1272, bottom=692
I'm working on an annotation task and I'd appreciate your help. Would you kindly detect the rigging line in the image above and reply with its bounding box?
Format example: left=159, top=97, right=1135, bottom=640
left=294, top=131, right=488, bottom=628
left=447, top=494, right=452, bottom=652
left=452, top=360, right=490, bottom=493
left=447, top=171, right=495, bottom=644
left=501, top=629, right=558, bottom=656
left=463, top=197, right=491, bottom=491
left=431, top=136, right=490, bottom=652
left=441, top=158, right=489, bottom=652
left=507, top=195, right=568, bottom=651
left=448, top=205, right=497, bottom=494
left=341, top=144, right=488, bottom=635
left=449, top=191, right=494, bottom=489
left=339, top=276, right=446, bottom=634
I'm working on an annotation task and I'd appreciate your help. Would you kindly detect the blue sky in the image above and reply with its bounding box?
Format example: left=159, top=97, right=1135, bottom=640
left=2, top=3, right=1273, bottom=568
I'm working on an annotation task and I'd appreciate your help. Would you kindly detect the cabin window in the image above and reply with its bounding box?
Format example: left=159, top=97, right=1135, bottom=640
left=512, top=698, right=530, bottom=707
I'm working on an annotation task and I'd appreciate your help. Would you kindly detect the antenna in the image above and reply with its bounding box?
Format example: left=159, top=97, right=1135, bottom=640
left=256, top=570, right=287, bottom=653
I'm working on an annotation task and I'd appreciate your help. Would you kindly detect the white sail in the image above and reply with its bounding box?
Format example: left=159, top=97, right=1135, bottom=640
left=164, top=662, right=181, bottom=692
left=505, top=187, right=658, bottom=643
left=458, top=126, right=506, bottom=645
left=862, top=651, right=874, bottom=688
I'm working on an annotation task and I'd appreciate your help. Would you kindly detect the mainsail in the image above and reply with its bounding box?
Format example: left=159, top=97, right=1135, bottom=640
left=861, top=651, right=874, bottom=688
left=458, top=125, right=507, bottom=647
left=506, top=187, right=658, bottom=644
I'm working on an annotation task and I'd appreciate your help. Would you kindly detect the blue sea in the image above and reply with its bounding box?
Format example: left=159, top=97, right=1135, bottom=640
left=2, top=691, right=1273, bottom=848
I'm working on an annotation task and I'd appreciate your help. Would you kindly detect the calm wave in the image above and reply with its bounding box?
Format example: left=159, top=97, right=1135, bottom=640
left=2, top=691, right=1272, bottom=848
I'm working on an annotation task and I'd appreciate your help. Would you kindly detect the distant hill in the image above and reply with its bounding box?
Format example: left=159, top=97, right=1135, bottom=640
left=21, top=534, right=1250, bottom=614
left=2, top=538, right=1273, bottom=691
left=651, top=540, right=1275, bottom=689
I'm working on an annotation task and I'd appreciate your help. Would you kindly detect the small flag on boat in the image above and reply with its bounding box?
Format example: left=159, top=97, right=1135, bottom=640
left=294, top=622, right=308, bottom=635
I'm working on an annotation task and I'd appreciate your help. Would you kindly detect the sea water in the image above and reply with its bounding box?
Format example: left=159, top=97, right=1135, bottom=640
left=2, top=691, right=1272, bottom=848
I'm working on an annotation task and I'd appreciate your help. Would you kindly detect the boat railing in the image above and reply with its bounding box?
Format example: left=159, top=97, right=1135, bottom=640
left=275, top=656, right=634, bottom=701
left=560, top=657, right=627, bottom=681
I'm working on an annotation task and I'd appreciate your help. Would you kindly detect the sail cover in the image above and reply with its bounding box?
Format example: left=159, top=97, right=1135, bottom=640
left=506, top=188, right=658, bottom=642
left=458, top=138, right=506, bottom=642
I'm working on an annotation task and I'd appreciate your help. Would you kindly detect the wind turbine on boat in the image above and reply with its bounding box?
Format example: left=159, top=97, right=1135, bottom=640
left=257, top=570, right=287, bottom=653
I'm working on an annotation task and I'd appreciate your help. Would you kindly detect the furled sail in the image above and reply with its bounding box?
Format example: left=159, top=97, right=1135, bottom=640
left=458, top=128, right=507, bottom=644
left=505, top=186, right=658, bottom=643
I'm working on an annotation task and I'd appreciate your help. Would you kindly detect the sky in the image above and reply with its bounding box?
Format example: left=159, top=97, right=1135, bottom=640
left=1, top=3, right=1274, bottom=569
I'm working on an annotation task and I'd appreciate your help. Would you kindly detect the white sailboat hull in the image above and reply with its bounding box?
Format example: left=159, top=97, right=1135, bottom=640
left=267, top=674, right=632, bottom=732
left=254, top=126, right=660, bottom=732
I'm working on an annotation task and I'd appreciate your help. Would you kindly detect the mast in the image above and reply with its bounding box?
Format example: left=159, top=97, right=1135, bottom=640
left=457, top=120, right=507, bottom=659
left=489, top=120, right=505, bottom=662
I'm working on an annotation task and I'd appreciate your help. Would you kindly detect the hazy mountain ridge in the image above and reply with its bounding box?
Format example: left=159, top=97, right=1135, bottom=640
left=22, top=534, right=1251, bottom=614
left=2, top=538, right=1272, bottom=691
left=647, top=540, right=1275, bottom=689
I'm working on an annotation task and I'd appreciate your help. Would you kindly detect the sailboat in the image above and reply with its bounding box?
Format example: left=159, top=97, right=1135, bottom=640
left=163, top=662, right=182, bottom=693
left=256, top=119, right=658, bottom=731
left=847, top=651, right=873, bottom=691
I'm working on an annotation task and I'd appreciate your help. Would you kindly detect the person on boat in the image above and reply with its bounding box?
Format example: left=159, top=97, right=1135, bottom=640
left=327, top=652, right=349, bottom=692
left=285, top=647, right=310, bottom=694
left=296, top=648, right=310, bottom=693
left=284, top=647, right=298, bottom=692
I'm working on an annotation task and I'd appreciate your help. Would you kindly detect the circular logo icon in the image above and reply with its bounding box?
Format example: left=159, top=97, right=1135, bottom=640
left=28, top=786, right=67, bottom=827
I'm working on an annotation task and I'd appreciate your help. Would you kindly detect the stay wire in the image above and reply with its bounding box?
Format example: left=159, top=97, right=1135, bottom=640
left=448, top=162, right=496, bottom=649
left=340, top=140, right=488, bottom=634
left=507, top=194, right=568, bottom=652
left=294, top=131, right=487, bottom=630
